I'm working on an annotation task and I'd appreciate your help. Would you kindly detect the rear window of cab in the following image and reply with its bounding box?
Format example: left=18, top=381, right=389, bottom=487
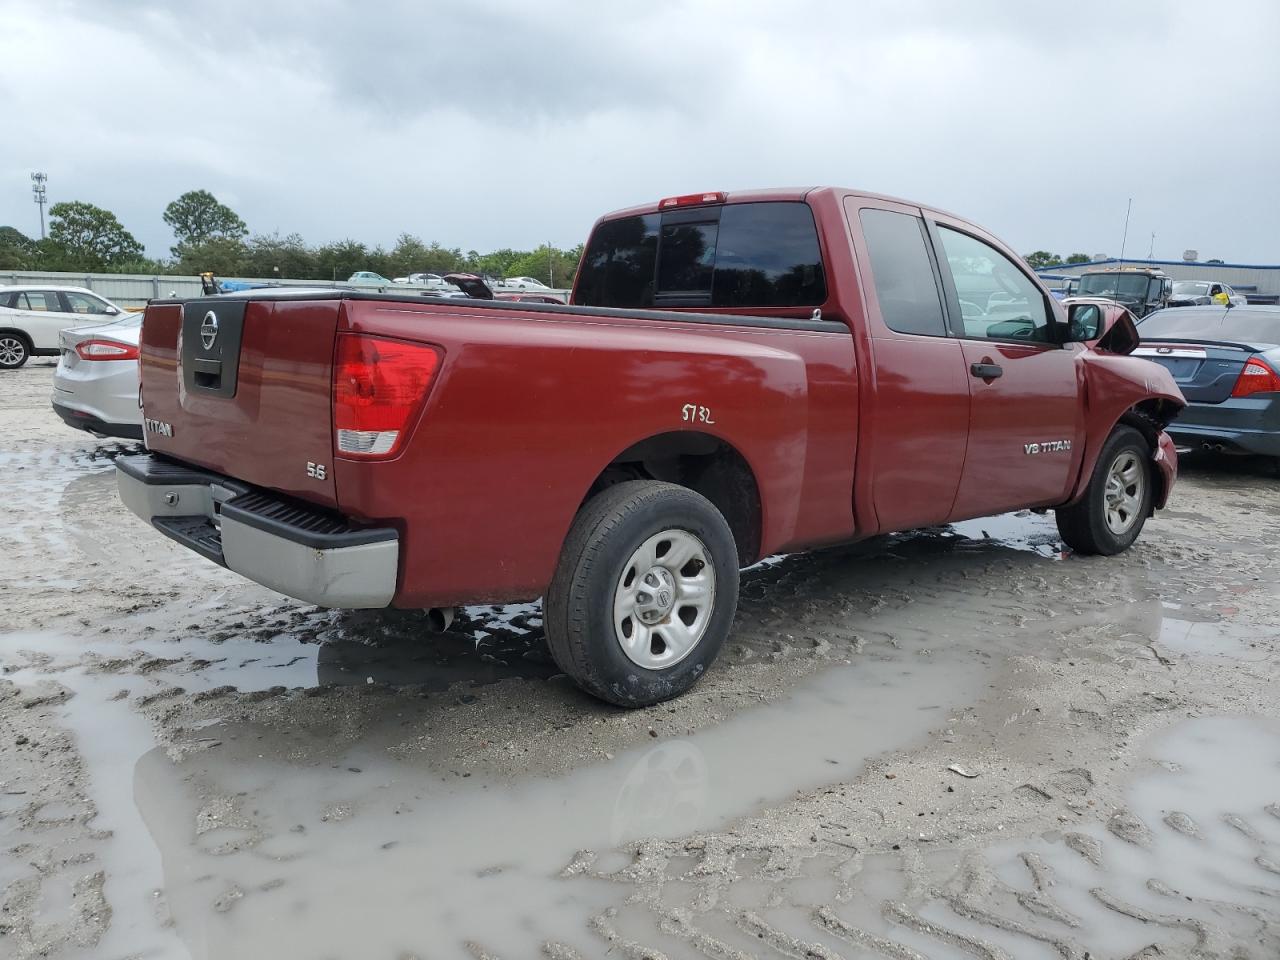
left=575, top=201, right=827, bottom=309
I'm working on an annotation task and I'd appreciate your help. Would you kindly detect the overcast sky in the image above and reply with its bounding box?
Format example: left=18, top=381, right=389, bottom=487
left=3, top=0, right=1278, bottom=263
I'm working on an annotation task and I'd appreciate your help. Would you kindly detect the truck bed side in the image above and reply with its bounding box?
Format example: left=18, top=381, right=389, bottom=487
left=334, top=299, right=857, bottom=607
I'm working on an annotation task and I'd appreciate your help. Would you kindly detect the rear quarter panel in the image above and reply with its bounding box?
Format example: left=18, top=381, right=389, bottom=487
left=335, top=300, right=857, bottom=607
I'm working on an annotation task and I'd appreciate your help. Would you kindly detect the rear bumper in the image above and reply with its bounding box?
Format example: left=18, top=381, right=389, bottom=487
left=116, top=454, right=399, bottom=608
left=52, top=400, right=143, bottom=440
left=1166, top=396, right=1280, bottom=457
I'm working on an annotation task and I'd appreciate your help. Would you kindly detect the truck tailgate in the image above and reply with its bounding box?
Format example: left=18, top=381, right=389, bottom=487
left=139, top=297, right=340, bottom=508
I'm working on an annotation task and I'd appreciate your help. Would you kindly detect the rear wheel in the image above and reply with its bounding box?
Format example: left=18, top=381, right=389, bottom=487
left=1055, top=425, right=1153, bottom=555
left=0, top=334, right=30, bottom=369
left=545, top=480, right=739, bottom=707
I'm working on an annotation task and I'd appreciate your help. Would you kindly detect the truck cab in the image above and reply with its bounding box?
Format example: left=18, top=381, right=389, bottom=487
left=1075, top=267, right=1173, bottom=318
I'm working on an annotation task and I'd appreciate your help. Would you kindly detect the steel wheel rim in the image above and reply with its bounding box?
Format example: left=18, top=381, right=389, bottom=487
left=613, top=529, right=716, bottom=670
left=0, top=337, right=24, bottom=366
left=1103, top=450, right=1144, bottom=535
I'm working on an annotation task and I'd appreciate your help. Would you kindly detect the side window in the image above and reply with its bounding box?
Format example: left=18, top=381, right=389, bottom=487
left=22, top=291, right=61, bottom=312
left=63, top=292, right=110, bottom=315
left=711, top=202, right=825, bottom=307
left=936, top=227, right=1051, bottom=343
left=858, top=208, right=947, bottom=337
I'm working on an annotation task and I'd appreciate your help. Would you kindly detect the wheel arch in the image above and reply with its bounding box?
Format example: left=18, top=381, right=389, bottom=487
left=579, top=430, right=764, bottom=567
left=0, top=327, right=33, bottom=347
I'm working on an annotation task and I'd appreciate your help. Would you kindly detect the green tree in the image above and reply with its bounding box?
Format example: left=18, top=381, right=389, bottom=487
left=467, top=247, right=524, bottom=280
left=314, top=239, right=371, bottom=281
left=0, top=226, right=35, bottom=268
left=44, top=201, right=145, bottom=270
left=1022, top=250, right=1063, bottom=269
left=241, top=232, right=314, bottom=279
left=1064, top=252, right=1090, bottom=264
left=505, top=244, right=581, bottom=287
left=175, top=236, right=248, bottom=276
left=163, top=190, right=248, bottom=257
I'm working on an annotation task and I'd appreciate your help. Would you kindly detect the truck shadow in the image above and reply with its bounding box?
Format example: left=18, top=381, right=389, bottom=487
left=312, top=509, right=1069, bottom=693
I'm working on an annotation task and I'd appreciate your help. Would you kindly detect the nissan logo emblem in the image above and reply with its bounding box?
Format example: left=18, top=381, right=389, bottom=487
left=200, top=311, right=219, bottom=350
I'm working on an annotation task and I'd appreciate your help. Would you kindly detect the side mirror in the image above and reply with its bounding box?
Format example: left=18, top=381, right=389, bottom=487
left=1064, top=302, right=1102, bottom=341
left=105, top=306, right=119, bottom=316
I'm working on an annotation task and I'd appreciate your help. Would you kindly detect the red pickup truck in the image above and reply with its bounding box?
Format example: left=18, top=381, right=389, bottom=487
left=117, top=187, right=1184, bottom=706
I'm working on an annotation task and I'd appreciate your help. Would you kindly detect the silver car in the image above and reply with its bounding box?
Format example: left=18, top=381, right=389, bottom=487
left=51, top=313, right=143, bottom=440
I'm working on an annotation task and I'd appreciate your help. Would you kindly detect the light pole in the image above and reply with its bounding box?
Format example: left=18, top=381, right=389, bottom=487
left=30, top=172, right=48, bottom=239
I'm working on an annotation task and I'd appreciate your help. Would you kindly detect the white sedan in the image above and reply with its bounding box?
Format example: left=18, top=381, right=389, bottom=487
left=501, top=276, right=551, bottom=290
left=51, top=313, right=143, bottom=440
left=0, top=285, right=134, bottom=369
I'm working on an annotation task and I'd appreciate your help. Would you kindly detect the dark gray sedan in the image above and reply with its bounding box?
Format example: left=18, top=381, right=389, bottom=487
left=1135, top=305, right=1280, bottom=462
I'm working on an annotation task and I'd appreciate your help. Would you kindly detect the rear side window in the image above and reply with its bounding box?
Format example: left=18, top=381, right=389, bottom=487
left=575, top=201, right=826, bottom=309
left=16, top=291, right=61, bottom=311
left=711, top=203, right=825, bottom=307
left=858, top=209, right=947, bottom=337
left=574, top=213, right=659, bottom=308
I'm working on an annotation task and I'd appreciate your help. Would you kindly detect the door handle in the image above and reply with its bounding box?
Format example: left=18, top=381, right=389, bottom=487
left=970, top=361, right=1003, bottom=380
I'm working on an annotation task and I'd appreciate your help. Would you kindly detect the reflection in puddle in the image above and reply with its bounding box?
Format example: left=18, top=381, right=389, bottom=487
left=125, top=636, right=993, bottom=958
left=1159, top=603, right=1278, bottom=663
left=945, top=510, right=1064, bottom=558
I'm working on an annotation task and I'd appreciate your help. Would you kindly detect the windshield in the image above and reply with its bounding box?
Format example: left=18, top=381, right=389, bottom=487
left=1078, top=273, right=1154, bottom=299
left=1172, top=281, right=1210, bottom=296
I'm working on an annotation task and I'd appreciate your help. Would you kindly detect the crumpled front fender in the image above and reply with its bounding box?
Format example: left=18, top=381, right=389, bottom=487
left=1152, top=430, right=1178, bottom=511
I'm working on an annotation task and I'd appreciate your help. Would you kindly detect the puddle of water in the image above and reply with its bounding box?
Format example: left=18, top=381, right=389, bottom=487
left=945, top=511, right=1064, bottom=558
left=596, top=716, right=1280, bottom=959
left=1158, top=604, right=1278, bottom=663
left=116, top=631, right=994, bottom=958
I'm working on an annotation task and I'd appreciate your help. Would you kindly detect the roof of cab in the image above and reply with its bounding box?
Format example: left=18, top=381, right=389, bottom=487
left=592, top=186, right=976, bottom=233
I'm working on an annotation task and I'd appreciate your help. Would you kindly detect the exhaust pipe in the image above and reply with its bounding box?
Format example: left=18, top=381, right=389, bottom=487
left=426, top=607, right=455, bottom=632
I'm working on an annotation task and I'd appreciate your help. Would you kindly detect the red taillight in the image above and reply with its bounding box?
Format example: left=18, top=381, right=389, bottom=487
left=658, top=191, right=727, bottom=209
left=332, top=334, right=441, bottom=459
left=75, top=339, right=139, bottom=361
left=1231, top=357, right=1280, bottom=398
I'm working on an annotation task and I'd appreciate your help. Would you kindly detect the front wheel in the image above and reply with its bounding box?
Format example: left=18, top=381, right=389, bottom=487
left=0, top=334, right=30, bottom=369
left=544, top=480, right=739, bottom=707
left=1055, top=425, right=1153, bottom=555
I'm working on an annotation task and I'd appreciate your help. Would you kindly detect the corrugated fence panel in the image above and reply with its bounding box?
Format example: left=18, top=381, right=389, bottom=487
left=0, top=271, right=571, bottom=308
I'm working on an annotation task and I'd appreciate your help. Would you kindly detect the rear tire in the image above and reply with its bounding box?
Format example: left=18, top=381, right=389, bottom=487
left=1055, top=425, right=1153, bottom=555
left=545, top=480, right=739, bottom=707
left=0, top=333, right=30, bottom=369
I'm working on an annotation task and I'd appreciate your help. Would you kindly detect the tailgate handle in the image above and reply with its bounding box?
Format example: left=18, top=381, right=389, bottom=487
left=970, top=361, right=1003, bottom=380
left=191, top=356, right=223, bottom=389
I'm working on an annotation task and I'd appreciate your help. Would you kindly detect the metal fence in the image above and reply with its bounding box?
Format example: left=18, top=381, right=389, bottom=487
left=0, top=270, right=570, bottom=308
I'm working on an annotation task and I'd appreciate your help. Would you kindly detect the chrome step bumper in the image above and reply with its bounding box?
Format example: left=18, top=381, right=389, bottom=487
left=116, top=454, right=398, bottom=609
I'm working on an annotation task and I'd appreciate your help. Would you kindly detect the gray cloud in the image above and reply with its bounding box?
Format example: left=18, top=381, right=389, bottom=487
left=2, top=0, right=1278, bottom=264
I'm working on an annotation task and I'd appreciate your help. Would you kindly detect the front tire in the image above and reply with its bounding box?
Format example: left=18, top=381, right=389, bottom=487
left=1055, top=425, right=1153, bottom=555
left=0, top=333, right=30, bottom=369
left=545, top=481, right=739, bottom=707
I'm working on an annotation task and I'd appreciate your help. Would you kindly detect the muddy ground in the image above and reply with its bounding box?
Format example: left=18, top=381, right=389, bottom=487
left=2, top=360, right=1279, bottom=960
